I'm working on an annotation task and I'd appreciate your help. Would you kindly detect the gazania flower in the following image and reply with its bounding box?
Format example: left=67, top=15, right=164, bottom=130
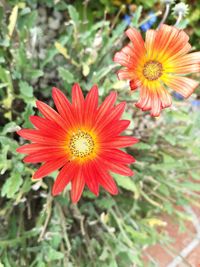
left=114, top=24, right=200, bottom=116
left=17, top=84, right=138, bottom=203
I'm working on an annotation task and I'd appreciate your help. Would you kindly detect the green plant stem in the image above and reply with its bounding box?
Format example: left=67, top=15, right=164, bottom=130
left=38, top=193, right=53, bottom=242
left=138, top=11, right=162, bottom=27
left=56, top=202, right=71, bottom=252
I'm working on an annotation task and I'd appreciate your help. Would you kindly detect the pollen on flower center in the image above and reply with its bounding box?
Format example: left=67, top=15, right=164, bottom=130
left=143, top=60, right=163, bottom=81
left=69, top=130, right=94, bottom=158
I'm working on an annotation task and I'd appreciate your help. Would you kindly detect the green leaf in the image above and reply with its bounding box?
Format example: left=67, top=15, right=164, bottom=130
left=19, top=81, right=33, bottom=98
left=134, top=142, right=151, bottom=150
left=46, top=248, right=64, bottom=261
left=67, top=5, right=79, bottom=24
left=1, top=173, right=23, bottom=199
left=2, top=122, right=20, bottom=134
left=26, top=69, right=43, bottom=80
left=114, top=174, right=140, bottom=199
left=131, top=6, right=143, bottom=27
left=7, top=5, right=18, bottom=39
left=22, top=104, right=35, bottom=128
left=58, top=67, right=74, bottom=84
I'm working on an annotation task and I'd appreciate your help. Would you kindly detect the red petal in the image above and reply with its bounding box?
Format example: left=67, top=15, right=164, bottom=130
left=71, top=83, right=84, bottom=124
left=17, top=143, right=60, bottom=154
left=99, top=158, right=133, bottom=176
left=102, top=120, right=130, bottom=139
left=102, top=149, right=136, bottom=164
left=96, top=91, right=117, bottom=122
left=17, top=129, right=64, bottom=145
left=93, top=162, right=118, bottom=195
left=36, top=100, right=69, bottom=130
left=23, top=149, right=66, bottom=163
left=52, top=162, right=76, bottom=196
left=52, top=87, right=75, bottom=127
left=83, top=163, right=99, bottom=196
left=30, top=116, right=66, bottom=138
left=70, top=167, right=85, bottom=203
left=103, top=136, right=139, bottom=148
left=130, top=79, right=141, bottom=90
left=94, top=102, right=126, bottom=133
left=84, top=85, right=98, bottom=125
left=99, top=172, right=118, bottom=195
left=33, top=157, right=68, bottom=179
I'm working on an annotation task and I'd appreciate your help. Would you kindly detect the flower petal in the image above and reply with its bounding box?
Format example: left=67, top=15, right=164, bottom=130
left=93, top=161, right=118, bottom=195
left=117, top=69, right=135, bottom=80
left=52, top=162, right=76, bottom=196
left=102, top=136, right=139, bottom=148
left=84, top=85, right=98, bottom=125
left=36, top=100, right=68, bottom=130
left=103, top=120, right=130, bottom=139
left=30, top=116, right=66, bottom=138
left=71, top=167, right=85, bottom=203
left=17, top=143, right=60, bottom=154
left=17, top=129, right=65, bottom=145
left=145, top=29, right=157, bottom=59
left=126, top=28, right=146, bottom=56
left=52, top=87, right=75, bottom=127
left=23, top=149, right=66, bottom=163
left=164, top=76, right=199, bottom=98
left=99, top=158, right=133, bottom=176
left=83, top=163, right=99, bottom=196
left=72, top=83, right=84, bottom=124
left=102, top=149, right=135, bottom=164
left=94, top=102, right=126, bottom=133
left=33, top=157, right=68, bottom=179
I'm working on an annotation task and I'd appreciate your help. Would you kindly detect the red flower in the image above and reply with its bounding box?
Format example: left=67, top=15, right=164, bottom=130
left=114, top=25, right=200, bottom=116
left=17, top=84, right=138, bottom=203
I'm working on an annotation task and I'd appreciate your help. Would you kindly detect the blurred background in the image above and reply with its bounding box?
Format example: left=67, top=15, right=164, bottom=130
left=0, top=0, right=200, bottom=266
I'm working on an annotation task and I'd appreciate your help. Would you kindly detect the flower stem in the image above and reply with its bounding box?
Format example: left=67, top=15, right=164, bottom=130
left=174, top=12, right=183, bottom=27
left=138, top=10, right=162, bottom=27
left=157, top=3, right=171, bottom=29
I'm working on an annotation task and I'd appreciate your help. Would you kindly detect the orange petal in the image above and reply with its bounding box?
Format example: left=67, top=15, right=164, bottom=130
left=164, top=76, right=199, bottom=98
left=158, top=87, right=172, bottom=109
left=126, top=28, right=146, bottom=56
left=168, top=52, right=200, bottom=67
left=114, top=51, right=135, bottom=68
left=150, top=90, right=161, bottom=117
left=145, top=29, right=157, bottom=59
left=117, top=69, right=135, bottom=80
left=156, top=25, right=190, bottom=61
left=166, top=64, right=200, bottom=74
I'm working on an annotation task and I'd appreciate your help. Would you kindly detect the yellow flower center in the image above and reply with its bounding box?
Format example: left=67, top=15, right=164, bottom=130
left=143, top=60, right=163, bottom=81
left=69, top=130, right=94, bottom=159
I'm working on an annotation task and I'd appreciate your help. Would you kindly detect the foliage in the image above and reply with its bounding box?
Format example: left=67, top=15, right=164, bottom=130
left=0, top=1, right=200, bottom=266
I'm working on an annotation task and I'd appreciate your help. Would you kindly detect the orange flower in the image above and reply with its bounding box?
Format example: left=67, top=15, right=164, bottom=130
left=17, top=84, right=138, bottom=203
left=114, top=24, right=200, bottom=116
